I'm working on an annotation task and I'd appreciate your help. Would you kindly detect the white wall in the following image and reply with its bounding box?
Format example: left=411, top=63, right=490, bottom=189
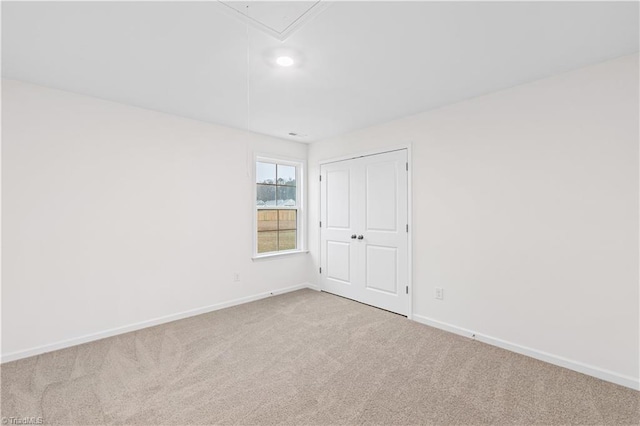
left=1, top=79, right=311, bottom=359
left=308, top=54, right=639, bottom=388
left=3, top=53, right=638, bottom=389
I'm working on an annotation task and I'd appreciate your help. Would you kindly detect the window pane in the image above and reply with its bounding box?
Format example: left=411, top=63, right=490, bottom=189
left=256, top=160, right=302, bottom=255
left=257, top=162, right=276, bottom=184
left=257, top=231, right=278, bottom=253
left=257, top=184, right=276, bottom=206
left=278, top=230, right=296, bottom=251
left=277, top=186, right=296, bottom=206
left=257, top=210, right=278, bottom=231
left=278, top=210, right=296, bottom=230
left=277, top=164, right=296, bottom=186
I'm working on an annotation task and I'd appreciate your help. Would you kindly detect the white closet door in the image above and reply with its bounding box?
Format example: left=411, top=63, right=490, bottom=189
left=320, top=160, right=360, bottom=302
left=320, top=149, right=409, bottom=315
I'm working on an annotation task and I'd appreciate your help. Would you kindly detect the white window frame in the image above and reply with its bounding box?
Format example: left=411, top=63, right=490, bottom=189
left=253, top=155, right=306, bottom=259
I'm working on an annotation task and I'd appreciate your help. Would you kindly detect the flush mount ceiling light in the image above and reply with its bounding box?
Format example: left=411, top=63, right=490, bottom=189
left=276, top=56, right=295, bottom=67
left=267, top=49, right=305, bottom=68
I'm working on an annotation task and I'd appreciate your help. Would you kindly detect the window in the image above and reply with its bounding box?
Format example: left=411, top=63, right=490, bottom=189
left=254, top=157, right=304, bottom=256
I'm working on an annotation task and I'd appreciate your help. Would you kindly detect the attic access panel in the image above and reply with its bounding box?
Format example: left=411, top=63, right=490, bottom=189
left=218, top=1, right=327, bottom=41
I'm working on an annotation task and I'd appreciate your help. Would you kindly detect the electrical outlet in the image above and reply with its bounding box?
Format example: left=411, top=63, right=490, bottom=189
left=435, top=287, right=444, bottom=300
left=233, top=273, right=240, bottom=282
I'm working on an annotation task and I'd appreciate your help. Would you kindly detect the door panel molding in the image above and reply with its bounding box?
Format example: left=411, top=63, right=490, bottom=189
left=326, top=240, right=351, bottom=283
left=365, top=244, right=398, bottom=295
left=326, top=169, right=351, bottom=229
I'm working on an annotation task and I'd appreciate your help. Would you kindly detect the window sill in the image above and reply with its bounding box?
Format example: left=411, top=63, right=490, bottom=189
left=252, top=250, right=309, bottom=261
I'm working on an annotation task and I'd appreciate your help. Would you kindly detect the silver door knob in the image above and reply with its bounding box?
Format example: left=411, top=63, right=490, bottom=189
left=357, top=235, right=364, bottom=240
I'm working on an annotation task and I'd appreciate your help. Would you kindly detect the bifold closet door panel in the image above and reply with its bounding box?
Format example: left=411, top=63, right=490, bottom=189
left=320, top=160, right=360, bottom=302
left=356, top=150, right=409, bottom=315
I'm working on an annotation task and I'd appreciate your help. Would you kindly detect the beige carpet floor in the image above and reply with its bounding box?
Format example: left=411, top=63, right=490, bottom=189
left=1, top=289, right=638, bottom=425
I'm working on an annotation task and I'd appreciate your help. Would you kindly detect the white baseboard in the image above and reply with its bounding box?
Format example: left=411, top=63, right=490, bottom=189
left=306, top=283, right=321, bottom=291
left=412, top=314, right=639, bottom=391
left=1, top=283, right=316, bottom=363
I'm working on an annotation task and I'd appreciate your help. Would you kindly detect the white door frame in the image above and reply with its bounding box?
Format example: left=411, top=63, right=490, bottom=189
left=318, top=144, right=413, bottom=320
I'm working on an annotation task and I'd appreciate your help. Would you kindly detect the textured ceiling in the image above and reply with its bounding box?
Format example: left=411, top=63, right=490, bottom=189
left=2, top=1, right=638, bottom=142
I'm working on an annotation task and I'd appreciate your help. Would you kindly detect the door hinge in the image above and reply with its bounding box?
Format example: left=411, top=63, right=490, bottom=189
left=319, top=221, right=322, bottom=228
left=319, top=267, right=322, bottom=274
left=319, top=175, right=322, bottom=181
left=406, top=224, right=409, bottom=232
left=406, top=286, right=409, bottom=294
left=406, top=162, right=408, bottom=171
